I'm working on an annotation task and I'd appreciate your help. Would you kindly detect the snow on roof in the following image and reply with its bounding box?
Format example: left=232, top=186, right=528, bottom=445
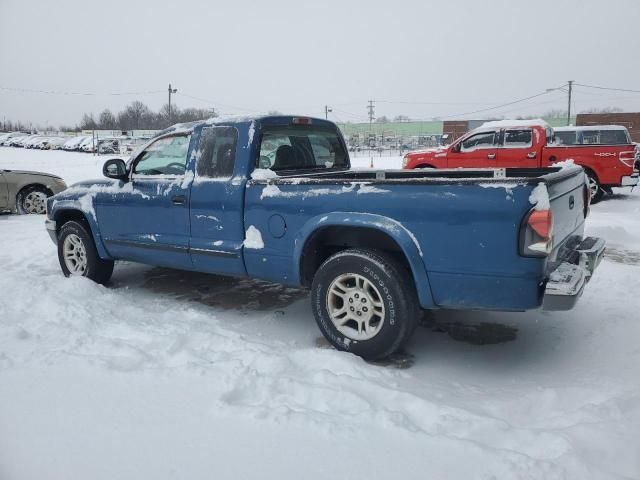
left=480, top=119, right=550, bottom=129
left=553, top=125, right=629, bottom=132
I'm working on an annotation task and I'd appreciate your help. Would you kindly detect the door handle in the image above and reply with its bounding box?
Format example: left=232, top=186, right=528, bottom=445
left=172, top=195, right=186, bottom=205
left=527, top=152, right=537, bottom=159
left=487, top=153, right=496, bottom=159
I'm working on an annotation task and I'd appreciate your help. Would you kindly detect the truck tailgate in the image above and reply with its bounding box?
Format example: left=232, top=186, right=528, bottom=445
left=543, top=167, right=589, bottom=260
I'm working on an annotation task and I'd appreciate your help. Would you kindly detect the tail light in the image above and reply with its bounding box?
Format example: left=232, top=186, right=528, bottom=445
left=402, top=155, right=409, bottom=168
left=619, top=150, right=635, bottom=168
left=520, top=208, right=553, bottom=257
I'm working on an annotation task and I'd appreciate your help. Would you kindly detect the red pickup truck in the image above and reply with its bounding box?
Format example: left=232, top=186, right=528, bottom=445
left=403, top=120, right=638, bottom=202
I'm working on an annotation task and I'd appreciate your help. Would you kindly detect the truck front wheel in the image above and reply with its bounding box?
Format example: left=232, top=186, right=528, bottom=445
left=57, top=220, right=114, bottom=284
left=311, top=248, right=419, bottom=360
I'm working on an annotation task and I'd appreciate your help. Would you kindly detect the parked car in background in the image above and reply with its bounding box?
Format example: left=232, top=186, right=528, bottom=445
left=63, top=136, right=90, bottom=151
left=9, top=135, right=32, bottom=147
left=0, top=132, right=27, bottom=146
left=24, top=136, right=44, bottom=149
left=97, top=138, right=119, bottom=154
left=79, top=137, right=95, bottom=152
left=0, top=169, right=67, bottom=214
left=46, top=137, right=68, bottom=150
left=403, top=120, right=638, bottom=202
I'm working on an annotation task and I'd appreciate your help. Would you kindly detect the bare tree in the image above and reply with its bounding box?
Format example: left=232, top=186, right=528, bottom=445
left=579, top=106, right=624, bottom=114
left=98, top=109, right=117, bottom=130
left=79, top=113, right=98, bottom=130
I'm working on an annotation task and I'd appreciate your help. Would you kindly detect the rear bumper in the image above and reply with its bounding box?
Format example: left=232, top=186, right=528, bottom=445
left=621, top=173, right=639, bottom=187
left=543, top=236, right=605, bottom=311
left=45, top=218, right=57, bottom=245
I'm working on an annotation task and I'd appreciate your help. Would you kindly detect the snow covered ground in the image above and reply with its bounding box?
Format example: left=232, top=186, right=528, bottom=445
left=1, top=147, right=639, bottom=480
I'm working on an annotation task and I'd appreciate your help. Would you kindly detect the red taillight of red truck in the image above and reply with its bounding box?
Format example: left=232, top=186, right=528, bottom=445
left=619, top=150, right=636, bottom=168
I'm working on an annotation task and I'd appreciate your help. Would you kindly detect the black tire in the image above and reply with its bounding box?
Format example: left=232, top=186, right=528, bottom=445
left=57, top=220, right=114, bottom=284
left=16, top=185, right=50, bottom=214
left=586, top=171, right=604, bottom=204
left=311, top=248, right=419, bottom=360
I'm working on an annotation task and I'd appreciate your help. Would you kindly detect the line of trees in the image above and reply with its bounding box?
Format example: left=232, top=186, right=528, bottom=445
left=78, top=101, right=216, bottom=131
left=0, top=101, right=216, bottom=133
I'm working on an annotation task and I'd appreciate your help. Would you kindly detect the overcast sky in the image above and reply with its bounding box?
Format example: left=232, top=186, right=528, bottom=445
left=1, top=0, right=639, bottom=127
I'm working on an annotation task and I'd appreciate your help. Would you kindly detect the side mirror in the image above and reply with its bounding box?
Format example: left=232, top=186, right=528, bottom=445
left=452, top=143, right=461, bottom=153
left=103, top=158, right=128, bottom=181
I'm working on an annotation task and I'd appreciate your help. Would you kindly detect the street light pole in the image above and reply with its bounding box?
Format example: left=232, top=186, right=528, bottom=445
left=168, top=83, right=178, bottom=122
left=325, top=105, right=332, bottom=120
left=567, top=80, right=573, bottom=126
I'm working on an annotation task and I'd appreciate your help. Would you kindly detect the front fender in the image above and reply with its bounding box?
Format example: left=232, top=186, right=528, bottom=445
left=49, top=198, right=111, bottom=260
left=292, top=212, right=436, bottom=309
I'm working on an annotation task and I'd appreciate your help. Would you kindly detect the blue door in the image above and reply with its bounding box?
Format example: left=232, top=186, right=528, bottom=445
left=188, top=126, right=247, bottom=276
left=97, top=134, right=194, bottom=269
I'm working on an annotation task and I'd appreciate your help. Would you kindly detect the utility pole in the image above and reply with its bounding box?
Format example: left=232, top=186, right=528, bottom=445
left=168, top=83, right=178, bottom=122
left=324, top=105, right=332, bottom=120
left=567, top=80, right=573, bottom=126
left=367, top=100, right=375, bottom=127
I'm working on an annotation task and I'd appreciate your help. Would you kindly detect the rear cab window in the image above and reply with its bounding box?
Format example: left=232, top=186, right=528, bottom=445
left=257, top=125, right=348, bottom=173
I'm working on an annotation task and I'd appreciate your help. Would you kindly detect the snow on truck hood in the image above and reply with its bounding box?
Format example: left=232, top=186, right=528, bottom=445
left=407, top=146, right=448, bottom=155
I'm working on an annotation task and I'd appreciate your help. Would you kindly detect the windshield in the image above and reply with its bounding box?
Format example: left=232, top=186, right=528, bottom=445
left=257, top=126, right=348, bottom=172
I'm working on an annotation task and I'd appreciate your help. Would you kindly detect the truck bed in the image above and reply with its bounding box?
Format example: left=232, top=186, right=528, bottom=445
left=245, top=165, right=588, bottom=311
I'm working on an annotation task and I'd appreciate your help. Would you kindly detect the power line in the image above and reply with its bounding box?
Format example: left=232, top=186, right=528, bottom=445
left=176, top=92, right=258, bottom=113
left=377, top=99, right=498, bottom=106
left=0, top=86, right=164, bottom=96
left=574, top=83, right=640, bottom=94
left=440, top=84, right=568, bottom=119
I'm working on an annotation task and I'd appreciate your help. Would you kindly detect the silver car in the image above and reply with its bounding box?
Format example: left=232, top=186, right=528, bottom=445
left=0, top=169, right=67, bottom=214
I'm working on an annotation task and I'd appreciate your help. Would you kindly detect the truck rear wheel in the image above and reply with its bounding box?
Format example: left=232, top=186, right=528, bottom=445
left=311, top=248, right=419, bottom=360
left=586, top=171, right=604, bottom=203
left=57, top=220, right=114, bottom=284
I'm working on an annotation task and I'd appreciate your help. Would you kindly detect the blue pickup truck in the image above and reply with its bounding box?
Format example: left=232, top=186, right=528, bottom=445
left=46, top=116, right=605, bottom=359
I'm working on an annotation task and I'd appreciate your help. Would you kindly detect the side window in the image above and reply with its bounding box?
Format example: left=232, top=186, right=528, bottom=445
left=461, top=131, right=496, bottom=152
left=555, top=131, right=577, bottom=145
left=195, top=127, right=238, bottom=178
left=599, top=129, right=630, bottom=145
left=504, top=129, right=532, bottom=148
left=133, top=135, right=190, bottom=176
